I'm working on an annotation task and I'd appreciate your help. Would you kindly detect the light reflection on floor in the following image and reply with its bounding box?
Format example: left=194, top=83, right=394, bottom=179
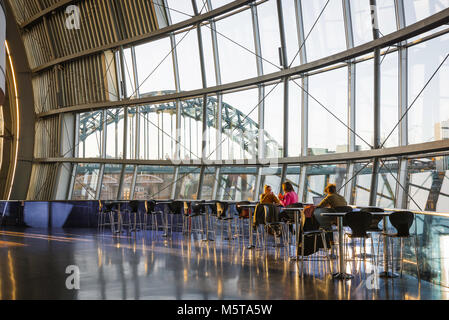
left=0, top=227, right=447, bottom=300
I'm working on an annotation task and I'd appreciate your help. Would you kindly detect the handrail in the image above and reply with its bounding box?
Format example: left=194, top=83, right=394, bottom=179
left=352, top=205, right=449, bottom=219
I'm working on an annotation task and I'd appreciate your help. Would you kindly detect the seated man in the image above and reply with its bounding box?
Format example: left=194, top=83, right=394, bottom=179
left=317, top=183, right=347, bottom=209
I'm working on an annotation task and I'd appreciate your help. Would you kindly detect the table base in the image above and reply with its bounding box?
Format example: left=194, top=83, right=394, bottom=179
left=332, top=272, right=354, bottom=280
left=379, top=271, right=399, bottom=278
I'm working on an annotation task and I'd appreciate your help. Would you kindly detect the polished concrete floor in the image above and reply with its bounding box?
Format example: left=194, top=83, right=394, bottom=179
left=0, top=227, right=447, bottom=300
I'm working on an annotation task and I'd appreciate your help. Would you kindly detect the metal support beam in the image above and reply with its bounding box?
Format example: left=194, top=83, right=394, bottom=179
left=251, top=3, right=265, bottom=161
left=369, top=0, right=381, bottom=207
left=95, top=164, right=105, bottom=200
left=343, top=0, right=356, bottom=153
left=395, top=0, right=409, bottom=209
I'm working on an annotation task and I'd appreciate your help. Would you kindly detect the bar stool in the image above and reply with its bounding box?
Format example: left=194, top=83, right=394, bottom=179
left=362, top=207, right=384, bottom=236
left=343, top=211, right=376, bottom=266
left=216, top=202, right=234, bottom=241
left=168, top=201, right=184, bottom=234
left=185, top=201, right=205, bottom=237
left=123, top=200, right=143, bottom=233
left=379, top=211, right=420, bottom=279
left=235, top=201, right=251, bottom=242
left=166, top=201, right=183, bottom=236
left=281, top=203, right=303, bottom=249
left=143, top=200, right=162, bottom=233
left=98, top=201, right=119, bottom=233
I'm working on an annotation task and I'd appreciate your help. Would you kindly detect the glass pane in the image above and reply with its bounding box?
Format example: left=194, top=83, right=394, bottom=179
left=201, top=24, right=218, bottom=87
left=126, top=107, right=137, bottom=159
left=353, top=162, right=373, bottom=206
left=218, top=167, right=257, bottom=201
left=79, top=111, right=103, bottom=158
left=215, top=9, right=257, bottom=84
left=121, top=165, right=135, bottom=200
left=72, top=164, right=100, bottom=200
left=356, top=59, right=374, bottom=151
left=134, top=166, right=175, bottom=200
left=200, top=167, right=217, bottom=200
left=166, top=0, right=194, bottom=24
left=282, top=0, right=301, bottom=66
left=99, top=164, right=122, bottom=200
left=175, top=167, right=201, bottom=200
left=211, top=0, right=233, bottom=8
left=302, top=0, right=346, bottom=61
left=264, top=83, right=284, bottom=158
left=257, top=0, right=282, bottom=74
left=381, top=52, right=399, bottom=148
left=308, top=67, right=348, bottom=155
left=135, top=37, right=175, bottom=95
left=138, top=102, right=177, bottom=160
left=406, top=157, right=449, bottom=211
left=105, top=108, right=124, bottom=159
left=285, top=166, right=301, bottom=194
left=221, top=88, right=259, bottom=160
left=404, top=0, right=449, bottom=40
left=180, top=97, right=203, bottom=160
left=350, top=0, right=373, bottom=46
left=175, top=30, right=203, bottom=91
left=304, top=164, right=347, bottom=204
left=377, top=0, right=397, bottom=36
left=377, top=160, right=398, bottom=207
left=404, top=0, right=449, bottom=25
left=288, top=79, right=302, bottom=156
left=123, top=48, right=136, bottom=99
left=260, top=166, right=282, bottom=195
left=408, top=34, right=449, bottom=145
left=405, top=155, right=449, bottom=288
left=195, top=0, right=210, bottom=12
left=204, top=95, right=219, bottom=161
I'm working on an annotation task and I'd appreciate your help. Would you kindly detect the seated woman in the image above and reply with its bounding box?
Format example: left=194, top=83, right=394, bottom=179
left=317, top=183, right=348, bottom=209
left=257, top=185, right=281, bottom=233
left=260, top=185, right=280, bottom=204
left=278, top=182, right=298, bottom=207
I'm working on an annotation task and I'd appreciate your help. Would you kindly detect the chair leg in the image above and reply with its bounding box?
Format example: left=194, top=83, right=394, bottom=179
left=109, top=212, right=115, bottom=234
left=386, top=237, right=396, bottom=273
left=301, top=234, right=305, bottom=273
left=320, top=232, right=332, bottom=273
left=413, top=235, right=421, bottom=281
left=377, top=234, right=383, bottom=268
left=400, top=238, right=404, bottom=277
left=370, top=234, right=375, bottom=267
left=138, top=212, right=143, bottom=231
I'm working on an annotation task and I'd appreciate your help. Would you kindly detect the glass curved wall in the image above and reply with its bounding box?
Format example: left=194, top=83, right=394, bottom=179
left=28, top=0, right=448, bottom=211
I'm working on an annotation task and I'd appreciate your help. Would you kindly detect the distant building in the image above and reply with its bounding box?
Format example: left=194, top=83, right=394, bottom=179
left=336, top=145, right=362, bottom=153
left=434, top=120, right=449, bottom=140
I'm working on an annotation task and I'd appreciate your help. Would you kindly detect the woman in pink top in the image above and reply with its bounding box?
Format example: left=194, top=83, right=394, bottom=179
left=278, top=182, right=299, bottom=207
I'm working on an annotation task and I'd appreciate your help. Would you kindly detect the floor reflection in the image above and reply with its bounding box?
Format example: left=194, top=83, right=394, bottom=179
left=0, top=227, right=447, bottom=300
